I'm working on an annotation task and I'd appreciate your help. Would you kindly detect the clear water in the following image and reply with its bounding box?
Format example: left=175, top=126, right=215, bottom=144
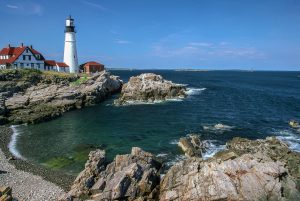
left=13, top=70, right=300, bottom=174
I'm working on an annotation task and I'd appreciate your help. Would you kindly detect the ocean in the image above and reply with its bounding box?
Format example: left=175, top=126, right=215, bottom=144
left=10, top=70, right=300, bottom=174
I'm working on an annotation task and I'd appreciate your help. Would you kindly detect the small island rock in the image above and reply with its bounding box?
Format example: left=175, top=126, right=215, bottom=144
left=114, top=73, right=187, bottom=105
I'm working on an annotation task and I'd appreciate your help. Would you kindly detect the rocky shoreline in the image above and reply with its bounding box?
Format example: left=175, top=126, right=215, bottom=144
left=0, top=126, right=75, bottom=190
left=0, top=126, right=74, bottom=200
left=0, top=69, right=122, bottom=125
left=1, top=70, right=300, bottom=200
left=60, top=135, right=300, bottom=201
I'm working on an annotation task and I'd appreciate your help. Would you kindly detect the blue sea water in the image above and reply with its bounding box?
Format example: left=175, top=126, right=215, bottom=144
left=12, top=70, right=300, bottom=174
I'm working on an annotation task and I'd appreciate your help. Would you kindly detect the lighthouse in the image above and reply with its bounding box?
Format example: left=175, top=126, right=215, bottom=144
left=63, top=16, right=78, bottom=73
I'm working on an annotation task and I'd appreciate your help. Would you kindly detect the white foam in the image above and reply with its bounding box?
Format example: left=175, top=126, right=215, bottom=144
left=9, top=125, right=25, bottom=159
left=186, top=87, right=206, bottom=95
left=156, top=153, right=168, bottom=158
left=202, top=123, right=234, bottom=133
left=273, top=129, right=300, bottom=152
left=169, top=139, right=179, bottom=145
left=165, top=155, right=186, bottom=167
left=202, top=140, right=226, bottom=159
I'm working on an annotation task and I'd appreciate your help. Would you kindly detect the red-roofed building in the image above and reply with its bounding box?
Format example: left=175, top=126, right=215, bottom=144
left=83, top=61, right=105, bottom=74
left=44, top=60, right=69, bottom=72
left=0, top=44, right=45, bottom=70
left=56, top=62, right=69, bottom=72
left=0, top=44, right=70, bottom=73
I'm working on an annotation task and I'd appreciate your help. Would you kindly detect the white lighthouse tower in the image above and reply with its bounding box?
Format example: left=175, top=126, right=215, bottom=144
left=64, top=15, right=78, bottom=73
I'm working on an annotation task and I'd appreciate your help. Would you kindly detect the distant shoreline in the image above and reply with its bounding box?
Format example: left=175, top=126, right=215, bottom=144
left=107, top=68, right=300, bottom=72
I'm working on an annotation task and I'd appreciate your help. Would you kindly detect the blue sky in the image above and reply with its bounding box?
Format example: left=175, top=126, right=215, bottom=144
left=0, top=0, right=300, bottom=70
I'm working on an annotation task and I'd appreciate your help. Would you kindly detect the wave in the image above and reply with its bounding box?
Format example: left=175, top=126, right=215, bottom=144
left=169, top=139, right=179, bottom=145
left=115, top=98, right=184, bottom=106
left=9, top=125, right=25, bottom=159
left=202, top=123, right=234, bottom=133
left=156, top=153, right=168, bottom=158
left=202, top=140, right=226, bottom=159
left=165, top=155, right=187, bottom=167
left=186, top=87, right=206, bottom=96
left=273, top=129, right=300, bottom=152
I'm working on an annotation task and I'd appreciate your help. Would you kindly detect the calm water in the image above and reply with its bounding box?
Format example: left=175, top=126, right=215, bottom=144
left=13, top=70, right=300, bottom=174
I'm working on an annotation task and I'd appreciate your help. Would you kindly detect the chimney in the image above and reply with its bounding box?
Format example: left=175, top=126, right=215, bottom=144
left=20, top=43, right=24, bottom=47
left=30, top=45, right=33, bottom=49
left=7, top=44, right=11, bottom=48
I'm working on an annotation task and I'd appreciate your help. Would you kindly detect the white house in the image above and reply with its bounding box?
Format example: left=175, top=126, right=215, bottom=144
left=0, top=44, right=69, bottom=72
left=0, top=44, right=45, bottom=70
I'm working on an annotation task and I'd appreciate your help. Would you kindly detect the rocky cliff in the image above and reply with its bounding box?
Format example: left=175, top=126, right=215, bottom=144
left=62, top=137, right=300, bottom=201
left=114, top=73, right=187, bottom=105
left=0, top=69, right=122, bottom=124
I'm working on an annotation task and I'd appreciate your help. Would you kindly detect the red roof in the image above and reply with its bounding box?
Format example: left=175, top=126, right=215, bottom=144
left=56, top=62, right=69, bottom=67
left=44, top=60, right=56, bottom=66
left=84, top=61, right=104, bottom=66
left=0, top=45, right=44, bottom=64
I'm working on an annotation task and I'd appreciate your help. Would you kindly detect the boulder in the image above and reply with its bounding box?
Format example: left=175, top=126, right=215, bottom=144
left=178, top=134, right=209, bottom=158
left=0, top=186, right=12, bottom=201
left=114, top=73, right=186, bottom=105
left=63, top=147, right=162, bottom=201
left=65, top=150, right=106, bottom=198
left=226, top=136, right=300, bottom=183
left=160, top=154, right=299, bottom=201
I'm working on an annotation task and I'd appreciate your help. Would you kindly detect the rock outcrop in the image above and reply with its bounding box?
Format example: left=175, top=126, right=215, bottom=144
left=0, top=69, right=122, bottom=124
left=178, top=134, right=209, bottom=158
left=62, top=147, right=162, bottom=201
left=62, top=137, right=300, bottom=201
left=0, top=186, right=12, bottom=201
left=226, top=136, right=300, bottom=188
left=160, top=153, right=299, bottom=201
left=114, top=73, right=187, bottom=105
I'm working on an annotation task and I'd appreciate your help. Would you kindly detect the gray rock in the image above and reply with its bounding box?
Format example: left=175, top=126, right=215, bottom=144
left=178, top=134, right=209, bottom=158
left=62, top=147, right=161, bottom=201
left=63, top=150, right=106, bottom=199
left=160, top=154, right=299, bottom=201
left=2, top=70, right=122, bottom=124
left=115, top=73, right=186, bottom=105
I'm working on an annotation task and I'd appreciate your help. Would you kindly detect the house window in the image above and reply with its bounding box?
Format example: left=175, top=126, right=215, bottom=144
left=23, top=55, right=26, bottom=60
left=31, top=63, right=34, bottom=68
left=26, top=49, right=29, bottom=53
left=37, top=64, right=40, bottom=69
left=20, top=63, right=24, bottom=67
left=28, top=55, right=31, bottom=61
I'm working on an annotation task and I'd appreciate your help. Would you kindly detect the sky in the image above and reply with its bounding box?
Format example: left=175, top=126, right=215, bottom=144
left=0, top=0, right=300, bottom=70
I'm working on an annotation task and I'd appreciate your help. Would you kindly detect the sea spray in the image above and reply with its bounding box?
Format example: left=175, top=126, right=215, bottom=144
left=186, top=87, right=206, bottom=95
left=274, top=129, right=300, bottom=152
left=9, top=125, right=25, bottom=159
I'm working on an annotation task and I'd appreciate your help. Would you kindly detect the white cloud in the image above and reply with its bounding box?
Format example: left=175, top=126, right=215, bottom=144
left=82, top=0, right=107, bottom=10
left=115, top=40, right=131, bottom=44
left=5, top=2, right=43, bottom=16
left=6, top=4, right=19, bottom=9
left=189, top=42, right=213, bottom=47
left=110, top=30, right=119, bottom=35
left=152, top=41, right=264, bottom=59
